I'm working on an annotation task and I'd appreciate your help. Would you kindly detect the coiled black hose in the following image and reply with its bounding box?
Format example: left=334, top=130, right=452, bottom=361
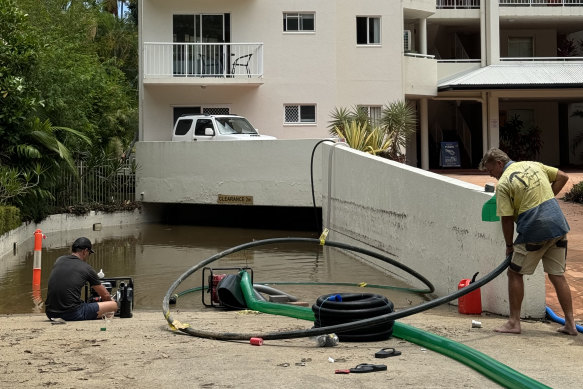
left=313, top=293, right=394, bottom=341
left=163, top=237, right=510, bottom=341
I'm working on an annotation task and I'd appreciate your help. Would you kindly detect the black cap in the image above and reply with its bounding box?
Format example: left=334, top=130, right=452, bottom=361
left=72, top=237, right=95, bottom=254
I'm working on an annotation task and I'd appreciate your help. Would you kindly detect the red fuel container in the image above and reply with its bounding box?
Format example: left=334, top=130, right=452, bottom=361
left=458, top=277, right=482, bottom=315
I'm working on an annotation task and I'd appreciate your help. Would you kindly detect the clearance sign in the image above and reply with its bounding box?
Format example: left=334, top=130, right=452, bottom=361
left=217, top=194, right=254, bottom=205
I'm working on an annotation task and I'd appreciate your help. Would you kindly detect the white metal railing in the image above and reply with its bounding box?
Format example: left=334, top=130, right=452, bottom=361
left=436, top=0, right=481, bottom=9
left=144, top=42, right=264, bottom=79
left=50, top=160, right=136, bottom=207
left=501, top=56, right=583, bottom=61
left=500, top=0, right=583, bottom=6
left=404, top=52, right=436, bottom=59
left=438, top=59, right=481, bottom=62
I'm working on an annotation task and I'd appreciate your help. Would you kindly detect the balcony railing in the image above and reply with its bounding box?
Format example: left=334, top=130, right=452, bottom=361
left=501, top=56, right=583, bottom=61
left=144, top=42, right=263, bottom=79
left=499, top=0, right=583, bottom=5
left=437, top=0, right=583, bottom=7
left=436, top=0, right=480, bottom=8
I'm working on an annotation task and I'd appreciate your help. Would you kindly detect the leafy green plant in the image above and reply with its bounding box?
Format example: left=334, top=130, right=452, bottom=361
left=379, top=100, right=417, bottom=162
left=333, top=121, right=392, bottom=156
left=499, top=114, right=543, bottom=161
left=564, top=181, right=583, bottom=204
left=0, top=205, right=21, bottom=236
left=329, top=100, right=416, bottom=161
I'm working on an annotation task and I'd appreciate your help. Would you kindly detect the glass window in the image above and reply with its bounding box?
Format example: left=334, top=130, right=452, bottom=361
left=358, top=105, right=382, bottom=126
left=283, top=13, right=315, bottom=32
left=195, top=119, right=213, bottom=136
left=285, top=105, right=316, bottom=124
left=508, top=37, right=533, bottom=57
left=174, top=119, right=193, bottom=136
left=215, top=117, right=257, bottom=134
left=356, top=17, right=381, bottom=45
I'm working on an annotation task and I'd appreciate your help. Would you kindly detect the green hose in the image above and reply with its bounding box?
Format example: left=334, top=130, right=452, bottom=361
left=239, top=271, right=549, bottom=389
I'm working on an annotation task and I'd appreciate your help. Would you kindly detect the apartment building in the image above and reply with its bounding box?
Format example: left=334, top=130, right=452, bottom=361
left=139, top=0, right=583, bottom=170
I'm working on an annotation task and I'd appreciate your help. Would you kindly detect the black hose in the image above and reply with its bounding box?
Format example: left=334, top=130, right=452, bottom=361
left=313, top=293, right=395, bottom=341
left=310, top=139, right=336, bottom=231
left=163, top=237, right=510, bottom=341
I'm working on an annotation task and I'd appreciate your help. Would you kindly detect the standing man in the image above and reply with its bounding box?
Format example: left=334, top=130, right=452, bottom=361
left=479, top=148, right=577, bottom=336
left=45, top=237, right=118, bottom=321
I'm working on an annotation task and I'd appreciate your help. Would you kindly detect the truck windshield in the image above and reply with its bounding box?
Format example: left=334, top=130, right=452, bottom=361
left=215, top=117, right=258, bottom=135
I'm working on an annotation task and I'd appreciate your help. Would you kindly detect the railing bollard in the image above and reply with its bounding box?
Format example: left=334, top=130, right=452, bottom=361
left=32, top=229, right=46, bottom=286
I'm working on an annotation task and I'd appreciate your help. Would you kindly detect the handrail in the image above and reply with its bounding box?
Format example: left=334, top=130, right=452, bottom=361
left=500, top=57, right=583, bottom=61
left=404, top=52, right=436, bottom=59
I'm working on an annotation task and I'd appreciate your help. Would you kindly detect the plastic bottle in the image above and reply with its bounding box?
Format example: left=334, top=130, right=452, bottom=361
left=97, top=269, right=105, bottom=278
left=315, top=333, right=339, bottom=347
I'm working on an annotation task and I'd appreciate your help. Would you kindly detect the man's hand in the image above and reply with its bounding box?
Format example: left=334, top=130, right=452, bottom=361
left=92, top=284, right=113, bottom=301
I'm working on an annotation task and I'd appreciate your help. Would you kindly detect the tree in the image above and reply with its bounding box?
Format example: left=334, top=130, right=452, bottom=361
left=0, top=0, right=40, bottom=157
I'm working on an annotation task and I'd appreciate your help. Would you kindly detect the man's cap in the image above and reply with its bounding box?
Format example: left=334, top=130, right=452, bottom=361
left=72, top=237, right=95, bottom=254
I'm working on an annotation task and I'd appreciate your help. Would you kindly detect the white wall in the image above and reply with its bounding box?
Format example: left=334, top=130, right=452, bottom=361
left=135, top=139, right=324, bottom=206
left=321, top=143, right=545, bottom=318
left=0, top=210, right=150, bottom=278
left=141, top=0, right=407, bottom=141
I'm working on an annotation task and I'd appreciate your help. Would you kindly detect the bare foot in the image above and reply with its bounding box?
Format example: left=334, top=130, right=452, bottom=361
left=557, top=326, right=578, bottom=336
left=494, top=321, right=521, bottom=334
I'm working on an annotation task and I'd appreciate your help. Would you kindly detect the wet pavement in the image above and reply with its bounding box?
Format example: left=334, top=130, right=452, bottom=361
left=440, top=169, right=583, bottom=322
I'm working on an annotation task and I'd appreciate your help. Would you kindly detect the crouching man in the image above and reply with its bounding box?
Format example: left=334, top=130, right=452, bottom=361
left=45, top=237, right=118, bottom=321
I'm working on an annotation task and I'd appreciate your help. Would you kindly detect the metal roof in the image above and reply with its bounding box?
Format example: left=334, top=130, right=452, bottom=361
left=438, top=62, right=583, bottom=91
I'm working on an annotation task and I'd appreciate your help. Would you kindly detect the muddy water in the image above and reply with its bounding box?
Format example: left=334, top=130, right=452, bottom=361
left=0, top=224, right=426, bottom=315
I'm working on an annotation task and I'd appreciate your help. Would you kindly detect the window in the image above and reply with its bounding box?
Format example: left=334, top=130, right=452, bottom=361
left=283, top=13, right=315, bottom=32
left=358, top=105, right=382, bottom=126
left=356, top=17, right=381, bottom=45
left=195, top=119, right=213, bottom=136
left=508, top=37, right=533, bottom=57
left=174, top=119, right=193, bottom=136
left=285, top=105, right=316, bottom=124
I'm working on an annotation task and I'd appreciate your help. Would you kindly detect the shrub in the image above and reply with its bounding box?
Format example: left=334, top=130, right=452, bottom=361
left=0, top=205, right=22, bottom=236
left=564, top=181, right=583, bottom=204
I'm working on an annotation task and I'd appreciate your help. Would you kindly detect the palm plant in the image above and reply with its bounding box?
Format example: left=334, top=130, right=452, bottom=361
left=328, top=106, right=370, bottom=136
left=379, top=100, right=417, bottom=161
left=334, top=121, right=391, bottom=156
left=329, top=100, right=417, bottom=161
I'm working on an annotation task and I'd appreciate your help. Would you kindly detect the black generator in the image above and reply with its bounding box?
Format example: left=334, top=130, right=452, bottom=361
left=84, top=277, right=134, bottom=318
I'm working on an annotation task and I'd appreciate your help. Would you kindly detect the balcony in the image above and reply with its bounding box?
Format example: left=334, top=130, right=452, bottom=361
left=143, top=42, right=264, bottom=86
left=436, top=0, right=480, bottom=8
left=499, top=0, right=583, bottom=6
left=403, top=53, right=438, bottom=96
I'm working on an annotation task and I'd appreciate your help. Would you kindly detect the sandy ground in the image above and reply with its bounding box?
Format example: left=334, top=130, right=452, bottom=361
left=1, top=307, right=581, bottom=388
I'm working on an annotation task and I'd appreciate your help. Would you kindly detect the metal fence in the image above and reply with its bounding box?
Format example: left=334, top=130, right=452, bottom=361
left=50, top=159, right=136, bottom=208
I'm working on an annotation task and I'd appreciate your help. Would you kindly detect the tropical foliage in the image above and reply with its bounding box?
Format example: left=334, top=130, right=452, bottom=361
left=499, top=114, right=543, bottom=162
left=0, top=0, right=138, bottom=222
left=329, top=101, right=417, bottom=161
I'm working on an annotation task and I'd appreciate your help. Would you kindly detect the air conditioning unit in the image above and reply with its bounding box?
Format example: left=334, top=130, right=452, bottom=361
left=403, top=30, right=412, bottom=51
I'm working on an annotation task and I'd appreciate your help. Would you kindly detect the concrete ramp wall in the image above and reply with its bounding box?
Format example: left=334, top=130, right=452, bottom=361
left=321, top=144, right=545, bottom=318
left=136, top=140, right=323, bottom=207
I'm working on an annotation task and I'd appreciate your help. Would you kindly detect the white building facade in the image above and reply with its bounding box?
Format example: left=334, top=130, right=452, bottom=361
left=139, top=0, right=583, bottom=170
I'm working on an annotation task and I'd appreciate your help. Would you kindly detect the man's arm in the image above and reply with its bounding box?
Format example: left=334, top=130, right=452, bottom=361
left=92, top=284, right=113, bottom=301
left=501, top=216, right=515, bottom=255
left=551, top=169, right=569, bottom=196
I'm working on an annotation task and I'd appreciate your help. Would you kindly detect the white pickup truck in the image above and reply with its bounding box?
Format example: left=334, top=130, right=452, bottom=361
left=172, top=114, right=276, bottom=141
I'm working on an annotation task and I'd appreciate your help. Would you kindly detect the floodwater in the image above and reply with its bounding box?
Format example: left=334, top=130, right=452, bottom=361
left=0, top=223, right=426, bottom=315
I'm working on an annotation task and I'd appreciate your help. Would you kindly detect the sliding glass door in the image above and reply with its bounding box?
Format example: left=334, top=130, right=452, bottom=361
left=173, top=14, right=230, bottom=76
